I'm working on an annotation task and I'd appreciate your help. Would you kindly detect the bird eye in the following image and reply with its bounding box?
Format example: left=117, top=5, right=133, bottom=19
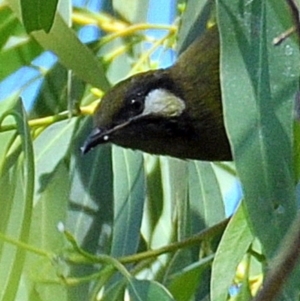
left=130, top=99, right=144, bottom=114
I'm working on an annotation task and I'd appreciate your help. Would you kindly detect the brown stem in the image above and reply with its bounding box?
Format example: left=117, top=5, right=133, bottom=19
left=119, top=217, right=230, bottom=264
left=286, top=0, right=300, bottom=40
left=253, top=212, right=300, bottom=301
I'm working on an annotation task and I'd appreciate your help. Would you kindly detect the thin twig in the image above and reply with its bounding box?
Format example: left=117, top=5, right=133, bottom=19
left=286, top=0, right=300, bottom=40
left=65, top=218, right=230, bottom=266
left=119, top=217, right=230, bottom=264
left=0, top=105, right=95, bottom=133
left=273, top=26, right=296, bottom=45
left=253, top=212, right=300, bottom=301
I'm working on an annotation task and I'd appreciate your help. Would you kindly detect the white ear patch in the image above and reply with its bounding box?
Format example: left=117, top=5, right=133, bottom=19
left=142, top=89, right=185, bottom=117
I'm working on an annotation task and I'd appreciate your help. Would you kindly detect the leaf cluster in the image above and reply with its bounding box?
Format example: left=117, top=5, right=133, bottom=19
left=0, top=0, right=299, bottom=300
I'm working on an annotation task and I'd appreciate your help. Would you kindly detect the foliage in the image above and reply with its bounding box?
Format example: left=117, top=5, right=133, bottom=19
left=0, top=0, right=299, bottom=300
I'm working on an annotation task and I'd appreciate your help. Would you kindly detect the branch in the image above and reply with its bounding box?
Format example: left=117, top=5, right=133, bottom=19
left=253, top=212, right=300, bottom=301
left=0, top=104, right=96, bottom=133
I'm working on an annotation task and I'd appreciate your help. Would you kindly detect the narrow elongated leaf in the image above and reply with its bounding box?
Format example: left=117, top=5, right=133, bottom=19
left=66, top=119, right=114, bottom=300
left=30, top=63, right=85, bottom=118
left=160, top=158, right=189, bottom=241
left=143, top=156, right=164, bottom=238
left=0, top=5, right=26, bottom=48
left=177, top=0, right=214, bottom=54
left=0, top=97, right=34, bottom=301
left=0, top=5, right=42, bottom=81
left=30, top=162, right=69, bottom=250
left=156, top=159, right=190, bottom=281
left=211, top=205, right=253, bottom=301
left=217, top=0, right=299, bottom=258
left=67, top=118, right=113, bottom=251
left=101, top=279, right=126, bottom=301
left=113, top=0, right=149, bottom=23
left=8, top=0, right=110, bottom=90
left=128, top=279, right=175, bottom=301
left=188, top=161, right=225, bottom=231
left=21, top=0, right=59, bottom=33
left=34, top=118, right=76, bottom=198
left=25, top=163, right=69, bottom=301
left=217, top=1, right=300, bottom=298
left=111, top=147, right=145, bottom=257
left=168, top=255, right=213, bottom=301
left=0, top=39, right=42, bottom=82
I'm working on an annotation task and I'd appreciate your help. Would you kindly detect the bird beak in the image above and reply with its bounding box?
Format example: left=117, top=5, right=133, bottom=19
left=81, top=118, right=136, bottom=154
left=81, top=127, right=105, bottom=154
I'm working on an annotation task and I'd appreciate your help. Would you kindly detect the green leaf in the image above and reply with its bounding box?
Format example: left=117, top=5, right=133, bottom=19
left=188, top=161, right=225, bottom=231
left=30, top=162, right=69, bottom=250
left=34, top=118, right=76, bottom=197
left=168, top=255, right=213, bottom=301
left=66, top=119, right=114, bottom=300
left=160, top=158, right=189, bottom=240
left=143, top=158, right=188, bottom=267
left=0, top=97, right=34, bottom=301
left=211, top=205, right=253, bottom=301
left=0, top=5, right=26, bottom=48
left=30, top=63, right=85, bottom=118
left=20, top=0, right=59, bottom=33
left=24, top=163, right=69, bottom=301
left=217, top=0, right=299, bottom=258
left=0, top=38, right=42, bottom=83
left=113, top=0, right=149, bottom=23
left=100, top=279, right=126, bottom=301
left=177, top=0, right=214, bottom=54
left=0, top=5, right=42, bottom=81
left=28, top=283, right=67, bottom=301
left=67, top=118, right=113, bottom=252
left=128, top=279, right=175, bottom=301
left=111, top=147, right=145, bottom=257
left=144, top=156, right=164, bottom=236
left=8, top=0, right=110, bottom=90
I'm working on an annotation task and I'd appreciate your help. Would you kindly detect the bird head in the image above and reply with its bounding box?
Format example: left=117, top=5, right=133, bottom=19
left=81, top=69, right=195, bottom=158
left=82, top=26, right=232, bottom=161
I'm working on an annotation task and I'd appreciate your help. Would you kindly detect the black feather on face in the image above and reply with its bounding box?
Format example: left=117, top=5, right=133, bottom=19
left=82, top=26, right=232, bottom=161
left=114, top=70, right=184, bottom=122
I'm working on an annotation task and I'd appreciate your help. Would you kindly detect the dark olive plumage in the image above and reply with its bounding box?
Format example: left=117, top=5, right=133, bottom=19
left=82, top=27, right=232, bottom=161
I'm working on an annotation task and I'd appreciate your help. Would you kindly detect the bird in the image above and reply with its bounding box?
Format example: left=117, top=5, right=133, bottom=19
left=81, top=26, right=232, bottom=161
